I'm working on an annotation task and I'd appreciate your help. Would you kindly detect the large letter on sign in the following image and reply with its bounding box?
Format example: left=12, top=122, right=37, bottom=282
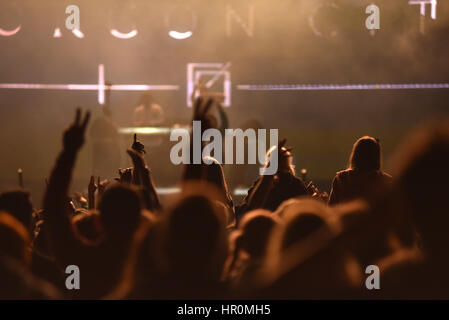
left=226, top=5, right=254, bottom=37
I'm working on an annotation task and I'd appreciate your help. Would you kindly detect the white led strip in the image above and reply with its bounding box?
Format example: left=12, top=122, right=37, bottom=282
left=118, top=127, right=173, bottom=135
left=237, top=83, right=449, bottom=91
left=0, top=64, right=179, bottom=105
left=153, top=187, right=248, bottom=195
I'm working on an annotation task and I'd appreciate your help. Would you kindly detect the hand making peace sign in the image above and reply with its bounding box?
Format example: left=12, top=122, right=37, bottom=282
left=63, top=108, right=90, bottom=152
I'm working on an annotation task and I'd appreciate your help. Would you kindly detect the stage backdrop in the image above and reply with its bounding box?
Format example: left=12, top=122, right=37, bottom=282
left=1, top=0, right=449, bottom=205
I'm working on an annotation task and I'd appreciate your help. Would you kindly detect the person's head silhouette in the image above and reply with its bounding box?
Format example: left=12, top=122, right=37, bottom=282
left=349, top=136, right=381, bottom=171
left=98, top=184, right=142, bottom=239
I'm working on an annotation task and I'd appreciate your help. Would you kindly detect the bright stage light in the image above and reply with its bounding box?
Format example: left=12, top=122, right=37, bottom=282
left=98, top=64, right=105, bottom=105
left=0, top=25, right=21, bottom=37
left=166, top=5, right=196, bottom=40
left=118, top=127, right=173, bottom=135
left=53, top=28, right=62, bottom=38
left=155, top=187, right=181, bottom=195
left=52, top=28, right=85, bottom=39
left=107, top=3, right=139, bottom=40
left=168, top=30, right=193, bottom=40
left=110, top=29, right=138, bottom=39
left=233, top=188, right=249, bottom=196
left=72, top=28, right=84, bottom=38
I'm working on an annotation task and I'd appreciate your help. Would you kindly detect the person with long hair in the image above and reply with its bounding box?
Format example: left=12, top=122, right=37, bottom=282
left=328, top=136, right=392, bottom=205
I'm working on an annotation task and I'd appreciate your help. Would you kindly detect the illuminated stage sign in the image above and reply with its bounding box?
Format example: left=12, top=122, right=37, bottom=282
left=1, top=1, right=448, bottom=107
left=0, top=62, right=448, bottom=108
left=0, top=2, right=440, bottom=38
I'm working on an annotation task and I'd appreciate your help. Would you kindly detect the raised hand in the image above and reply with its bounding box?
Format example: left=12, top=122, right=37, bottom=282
left=192, top=97, right=215, bottom=129
left=87, top=175, right=110, bottom=209
left=190, top=77, right=206, bottom=106
left=116, top=168, right=133, bottom=184
left=306, top=181, right=317, bottom=195
left=97, top=177, right=110, bottom=196
left=73, top=192, right=88, bottom=209
left=88, top=175, right=98, bottom=194
left=278, top=144, right=294, bottom=174
left=264, top=138, right=286, bottom=168
left=127, top=148, right=146, bottom=168
left=63, top=108, right=90, bottom=152
left=127, top=148, right=161, bottom=211
left=277, top=138, right=287, bottom=152
left=44, top=108, right=92, bottom=260
left=131, top=133, right=145, bottom=154
left=87, top=175, right=97, bottom=210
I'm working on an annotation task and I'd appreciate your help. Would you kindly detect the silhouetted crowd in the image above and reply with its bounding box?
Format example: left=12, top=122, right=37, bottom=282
left=1, top=97, right=449, bottom=299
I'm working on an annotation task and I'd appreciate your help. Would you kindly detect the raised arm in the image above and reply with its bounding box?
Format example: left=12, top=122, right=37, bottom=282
left=243, top=141, right=284, bottom=211
left=181, top=97, right=215, bottom=180
left=127, top=139, right=161, bottom=212
left=87, top=175, right=97, bottom=210
left=43, top=108, right=90, bottom=263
